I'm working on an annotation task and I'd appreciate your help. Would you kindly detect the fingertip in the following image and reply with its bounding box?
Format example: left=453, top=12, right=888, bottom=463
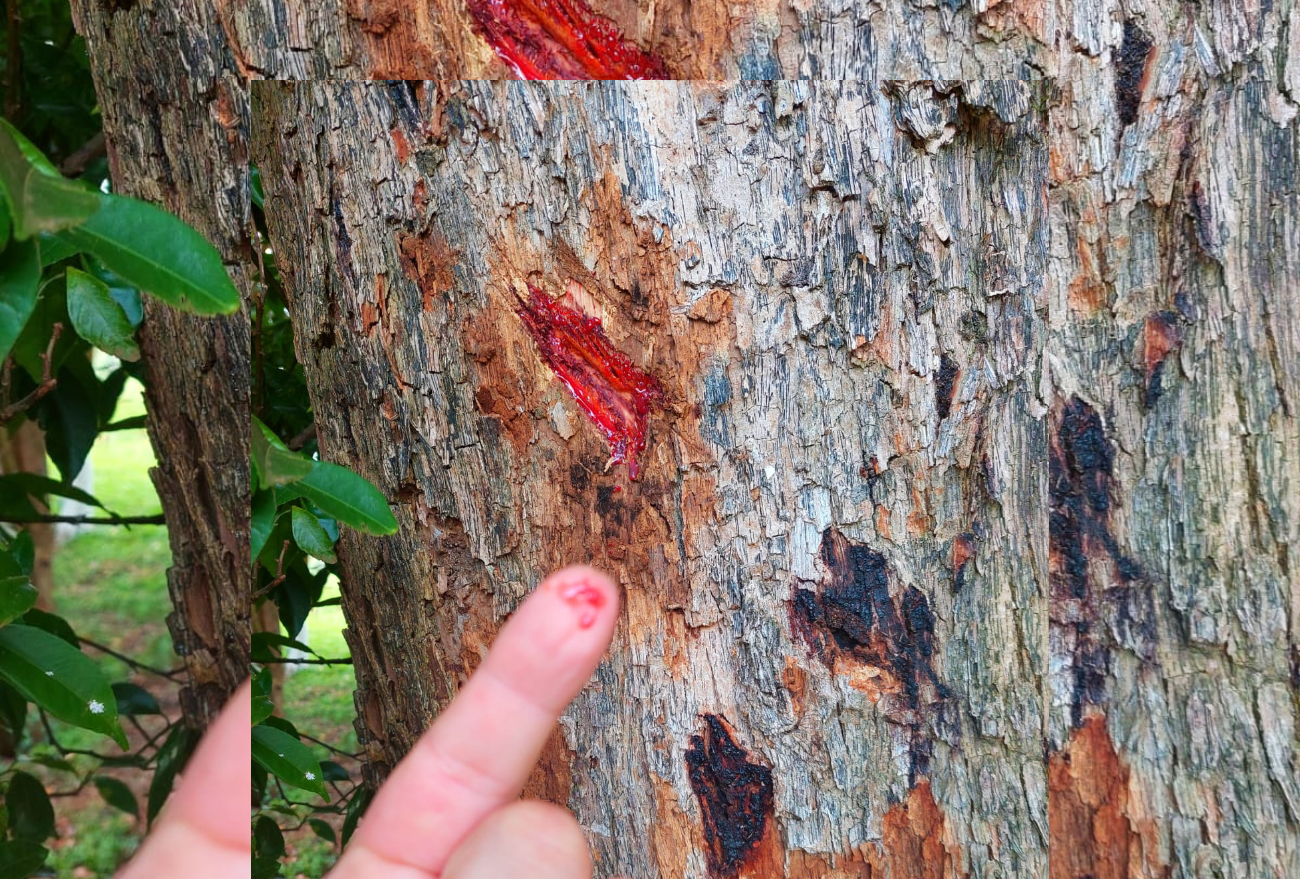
left=540, top=565, right=620, bottom=631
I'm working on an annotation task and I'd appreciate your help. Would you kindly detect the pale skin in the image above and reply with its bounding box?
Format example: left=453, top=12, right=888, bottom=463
left=116, top=565, right=623, bottom=879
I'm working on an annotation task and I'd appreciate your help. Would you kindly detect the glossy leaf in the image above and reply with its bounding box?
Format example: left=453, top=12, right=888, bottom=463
left=290, top=506, right=337, bottom=564
left=0, top=473, right=109, bottom=513
left=0, top=624, right=127, bottom=748
left=0, top=539, right=38, bottom=628
left=253, top=814, right=285, bottom=860
left=295, top=461, right=398, bottom=536
left=0, top=235, right=40, bottom=363
left=52, top=194, right=240, bottom=315
left=251, top=667, right=274, bottom=726
left=111, top=681, right=162, bottom=716
left=308, top=818, right=337, bottom=845
left=252, top=724, right=328, bottom=799
left=251, top=631, right=318, bottom=663
left=66, top=267, right=140, bottom=361
left=0, top=839, right=47, bottom=879
left=5, top=771, right=54, bottom=841
left=252, top=418, right=313, bottom=488
left=251, top=490, right=276, bottom=562
left=19, top=609, right=78, bottom=646
left=93, top=776, right=139, bottom=820
left=0, top=120, right=100, bottom=239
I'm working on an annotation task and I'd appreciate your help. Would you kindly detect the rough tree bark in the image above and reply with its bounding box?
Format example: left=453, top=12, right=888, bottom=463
left=253, top=80, right=1049, bottom=879
left=220, top=0, right=1049, bottom=80
left=67, top=0, right=253, bottom=728
left=1046, top=3, right=1300, bottom=878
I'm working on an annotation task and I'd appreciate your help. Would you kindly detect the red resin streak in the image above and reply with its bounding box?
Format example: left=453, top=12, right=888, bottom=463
left=560, top=580, right=606, bottom=628
left=516, top=284, right=662, bottom=480
left=465, top=0, right=670, bottom=80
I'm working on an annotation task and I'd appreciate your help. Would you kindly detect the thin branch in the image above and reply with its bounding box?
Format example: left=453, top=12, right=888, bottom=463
left=58, top=130, right=106, bottom=177
left=0, top=512, right=166, bottom=525
left=0, top=323, right=62, bottom=422
left=297, top=730, right=361, bottom=760
left=251, top=540, right=291, bottom=601
left=257, top=656, right=353, bottom=665
left=287, top=422, right=317, bottom=451
left=80, top=637, right=185, bottom=679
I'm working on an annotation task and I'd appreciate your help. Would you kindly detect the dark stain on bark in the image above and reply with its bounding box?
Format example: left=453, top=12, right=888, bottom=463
left=386, top=80, right=423, bottom=131
left=1050, top=397, right=1155, bottom=726
left=935, top=352, right=959, bottom=420
left=685, top=714, right=774, bottom=879
left=952, top=531, right=976, bottom=593
left=791, top=529, right=944, bottom=715
left=1116, top=20, right=1154, bottom=127
left=1141, top=311, right=1181, bottom=408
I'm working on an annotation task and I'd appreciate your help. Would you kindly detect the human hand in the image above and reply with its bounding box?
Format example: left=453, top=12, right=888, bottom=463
left=115, top=565, right=621, bottom=879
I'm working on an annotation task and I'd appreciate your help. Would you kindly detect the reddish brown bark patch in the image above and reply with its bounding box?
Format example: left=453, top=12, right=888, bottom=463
left=396, top=229, right=459, bottom=313
left=1049, top=715, right=1167, bottom=879
left=685, top=714, right=775, bottom=879
left=465, top=0, right=670, bottom=80
left=952, top=531, right=976, bottom=593
left=1140, top=311, right=1180, bottom=408
left=870, top=779, right=968, bottom=879
left=791, top=528, right=943, bottom=718
left=515, top=282, right=664, bottom=480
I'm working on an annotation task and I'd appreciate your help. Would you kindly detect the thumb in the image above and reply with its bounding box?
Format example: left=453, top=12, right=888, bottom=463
left=443, top=800, right=592, bottom=879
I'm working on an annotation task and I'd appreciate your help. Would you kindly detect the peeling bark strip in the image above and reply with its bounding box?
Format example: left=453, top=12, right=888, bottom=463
left=791, top=528, right=941, bottom=714
left=1049, top=715, right=1166, bottom=879
left=465, top=0, right=669, bottom=80
left=515, top=282, right=663, bottom=480
left=685, top=714, right=774, bottom=879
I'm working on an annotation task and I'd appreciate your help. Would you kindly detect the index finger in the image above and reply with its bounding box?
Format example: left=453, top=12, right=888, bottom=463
left=335, top=565, right=619, bottom=877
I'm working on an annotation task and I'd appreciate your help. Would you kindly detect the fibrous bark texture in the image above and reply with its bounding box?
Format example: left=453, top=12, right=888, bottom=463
left=252, top=80, right=1048, bottom=879
left=69, top=0, right=253, bottom=728
left=221, top=0, right=1049, bottom=79
left=1046, top=1, right=1300, bottom=876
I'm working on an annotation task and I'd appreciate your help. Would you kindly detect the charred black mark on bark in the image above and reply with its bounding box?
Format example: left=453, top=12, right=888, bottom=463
left=386, top=81, right=424, bottom=131
left=791, top=529, right=945, bottom=714
left=568, top=463, right=589, bottom=492
left=1051, top=397, right=1153, bottom=726
left=1116, top=20, right=1154, bottom=127
left=685, top=714, right=774, bottom=879
left=935, top=353, right=959, bottom=420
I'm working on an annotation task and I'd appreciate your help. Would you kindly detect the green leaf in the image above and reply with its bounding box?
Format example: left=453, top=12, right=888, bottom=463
left=252, top=418, right=313, bottom=488
left=36, top=233, right=77, bottom=267
left=111, top=682, right=161, bottom=716
left=52, top=193, right=239, bottom=315
left=290, top=506, right=337, bottom=564
left=252, top=856, right=283, bottom=879
left=147, top=723, right=198, bottom=826
left=0, top=120, right=100, bottom=239
left=251, top=631, right=318, bottom=663
left=308, top=817, right=337, bottom=845
left=65, top=267, right=140, bottom=361
left=93, top=776, right=139, bottom=820
left=5, top=771, right=54, bottom=841
left=0, top=473, right=110, bottom=513
left=0, top=681, right=27, bottom=739
left=319, top=760, right=348, bottom=781
left=0, top=624, right=127, bottom=748
left=0, top=839, right=48, bottom=879
left=253, top=814, right=286, bottom=860
left=19, top=609, right=78, bottom=646
left=35, top=355, right=102, bottom=481
left=295, top=461, right=398, bottom=536
left=0, top=544, right=38, bottom=628
left=0, top=234, right=41, bottom=363
left=252, top=724, right=328, bottom=799
left=11, top=273, right=76, bottom=382
left=251, top=490, right=276, bottom=562
left=341, top=786, right=372, bottom=847
left=251, top=666, right=274, bottom=726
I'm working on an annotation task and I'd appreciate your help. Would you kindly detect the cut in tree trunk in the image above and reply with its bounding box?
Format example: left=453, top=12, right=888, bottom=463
left=220, top=0, right=1050, bottom=80
left=68, top=1, right=253, bottom=729
left=253, top=80, right=1049, bottom=879
left=1046, top=5, right=1300, bottom=878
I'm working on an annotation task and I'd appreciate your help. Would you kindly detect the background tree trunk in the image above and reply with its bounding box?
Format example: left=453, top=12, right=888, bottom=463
left=221, top=0, right=1049, bottom=80
left=253, top=80, right=1049, bottom=879
left=68, top=0, right=253, bottom=729
left=1046, top=6, right=1300, bottom=879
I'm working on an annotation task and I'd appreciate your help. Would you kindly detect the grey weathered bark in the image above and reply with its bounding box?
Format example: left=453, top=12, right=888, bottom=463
left=1045, top=4, right=1300, bottom=878
left=68, top=0, right=253, bottom=729
left=221, top=0, right=1048, bottom=80
left=252, top=80, right=1048, bottom=879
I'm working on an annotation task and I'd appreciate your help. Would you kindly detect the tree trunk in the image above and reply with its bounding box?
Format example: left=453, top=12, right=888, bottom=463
left=220, top=0, right=1049, bottom=80
left=253, top=80, right=1049, bottom=879
left=68, top=0, right=253, bottom=729
left=1046, top=8, right=1300, bottom=879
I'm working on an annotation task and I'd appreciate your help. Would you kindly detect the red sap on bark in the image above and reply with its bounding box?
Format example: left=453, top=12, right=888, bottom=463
left=515, top=283, right=663, bottom=481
